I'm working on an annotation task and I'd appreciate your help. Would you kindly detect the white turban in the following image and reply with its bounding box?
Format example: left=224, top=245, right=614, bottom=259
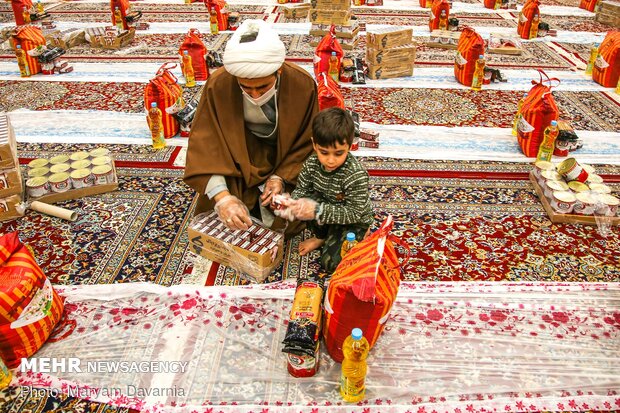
left=223, top=20, right=286, bottom=79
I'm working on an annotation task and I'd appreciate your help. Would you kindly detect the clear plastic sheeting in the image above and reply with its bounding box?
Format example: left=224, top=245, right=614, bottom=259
left=11, top=282, right=620, bottom=413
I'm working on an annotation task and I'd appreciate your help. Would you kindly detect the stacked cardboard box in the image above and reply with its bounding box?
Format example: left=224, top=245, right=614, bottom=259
left=365, top=27, right=416, bottom=79
left=0, top=114, right=24, bottom=221
left=309, top=0, right=360, bottom=50
left=596, top=1, right=620, bottom=28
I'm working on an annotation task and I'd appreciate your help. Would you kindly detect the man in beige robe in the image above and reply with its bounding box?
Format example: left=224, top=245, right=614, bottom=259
left=184, top=20, right=319, bottom=235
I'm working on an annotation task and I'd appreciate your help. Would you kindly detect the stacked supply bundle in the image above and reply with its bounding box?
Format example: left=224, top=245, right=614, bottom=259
left=365, top=27, right=416, bottom=79
left=595, top=1, right=620, bottom=27
left=0, top=114, right=23, bottom=222
left=309, top=0, right=359, bottom=50
left=0, top=232, right=65, bottom=368
left=10, top=25, right=46, bottom=76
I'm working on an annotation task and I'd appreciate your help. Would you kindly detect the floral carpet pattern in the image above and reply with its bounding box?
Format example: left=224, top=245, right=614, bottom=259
left=0, top=166, right=196, bottom=286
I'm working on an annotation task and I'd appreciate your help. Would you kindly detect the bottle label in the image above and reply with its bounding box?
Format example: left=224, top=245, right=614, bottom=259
left=518, top=116, right=535, bottom=133
left=340, top=375, right=365, bottom=398
left=594, top=55, right=609, bottom=69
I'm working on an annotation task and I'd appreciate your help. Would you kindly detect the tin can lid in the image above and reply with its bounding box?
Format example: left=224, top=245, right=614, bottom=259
left=557, top=157, right=577, bottom=175
left=92, top=164, right=112, bottom=174
left=91, top=156, right=112, bottom=166
left=575, top=192, right=595, bottom=203
left=600, top=194, right=619, bottom=206
left=547, top=180, right=569, bottom=191
left=89, top=147, right=111, bottom=158
left=70, top=168, right=91, bottom=179
left=26, top=176, right=48, bottom=187
left=28, top=167, right=50, bottom=177
left=534, top=160, right=554, bottom=171
left=50, top=163, right=71, bottom=173
left=542, top=170, right=562, bottom=181
left=28, top=158, right=49, bottom=168
left=69, top=151, right=90, bottom=161
left=568, top=181, right=589, bottom=192
left=71, top=159, right=91, bottom=170
left=49, top=172, right=70, bottom=183
left=589, top=183, right=611, bottom=194
left=586, top=174, right=604, bottom=184
left=553, top=190, right=576, bottom=203
left=49, top=154, right=70, bottom=164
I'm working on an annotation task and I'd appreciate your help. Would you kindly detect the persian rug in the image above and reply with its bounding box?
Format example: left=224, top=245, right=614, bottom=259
left=0, top=165, right=196, bottom=286
left=12, top=282, right=620, bottom=413
left=0, top=386, right=138, bottom=413
left=207, top=173, right=620, bottom=286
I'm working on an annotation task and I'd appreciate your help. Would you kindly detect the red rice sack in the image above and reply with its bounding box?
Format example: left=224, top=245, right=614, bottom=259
left=429, top=0, right=450, bottom=31
left=0, top=232, right=64, bottom=369
left=517, top=70, right=560, bottom=157
left=179, top=29, right=209, bottom=81
left=517, top=0, right=540, bottom=40
left=11, top=0, right=33, bottom=25
left=144, top=62, right=183, bottom=138
left=483, top=0, right=497, bottom=9
left=323, top=216, right=408, bottom=362
left=592, top=31, right=620, bottom=88
left=10, top=25, right=45, bottom=75
left=317, top=72, right=345, bottom=111
left=110, top=0, right=130, bottom=30
left=454, top=27, right=485, bottom=86
left=579, top=0, right=598, bottom=12
left=313, top=26, right=344, bottom=79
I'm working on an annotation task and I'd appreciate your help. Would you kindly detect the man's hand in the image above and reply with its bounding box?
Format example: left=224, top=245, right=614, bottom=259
left=260, top=175, right=284, bottom=207
left=214, top=195, right=252, bottom=230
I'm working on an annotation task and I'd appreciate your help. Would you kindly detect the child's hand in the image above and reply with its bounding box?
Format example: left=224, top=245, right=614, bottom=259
left=288, top=198, right=318, bottom=221
left=272, top=194, right=296, bottom=221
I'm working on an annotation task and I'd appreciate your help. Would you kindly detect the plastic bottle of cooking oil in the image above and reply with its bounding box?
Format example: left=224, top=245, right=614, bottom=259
left=340, top=328, right=369, bottom=403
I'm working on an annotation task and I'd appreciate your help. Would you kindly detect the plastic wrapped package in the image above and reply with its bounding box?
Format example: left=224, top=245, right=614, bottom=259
left=10, top=281, right=620, bottom=413
left=187, top=211, right=284, bottom=283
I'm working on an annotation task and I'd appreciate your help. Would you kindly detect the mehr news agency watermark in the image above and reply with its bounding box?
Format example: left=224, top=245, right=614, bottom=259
left=19, top=357, right=188, bottom=398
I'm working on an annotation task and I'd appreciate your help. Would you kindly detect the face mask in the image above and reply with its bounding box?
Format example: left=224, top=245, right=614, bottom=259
left=241, top=76, right=278, bottom=107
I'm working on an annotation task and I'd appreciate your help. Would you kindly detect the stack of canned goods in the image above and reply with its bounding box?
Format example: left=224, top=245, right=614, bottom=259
left=533, top=158, right=619, bottom=216
left=25, top=148, right=116, bottom=198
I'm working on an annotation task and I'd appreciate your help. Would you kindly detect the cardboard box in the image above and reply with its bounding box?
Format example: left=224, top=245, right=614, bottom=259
left=366, top=60, right=414, bottom=79
left=310, top=21, right=359, bottom=38
left=0, top=114, right=18, bottom=170
left=595, top=12, right=620, bottom=27
left=426, top=30, right=460, bottom=50
left=309, top=8, right=352, bottom=24
left=366, top=43, right=416, bottom=65
left=310, top=35, right=359, bottom=50
left=46, top=28, right=86, bottom=49
left=600, top=0, right=620, bottom=14
left=366, top=27, right=413, bottom=50
left=282, top=3, right=311, bottom=18
left=187, top=211, right=284, bottom=282
left=358, top=139, right=379, bottom=148
left=85, top=27, right=135, bottom=49
left=310, top=0, right=351, bottom=9
left=0, top=194, right=24, bottom=222
left=0, top=167, right=23, bottom=199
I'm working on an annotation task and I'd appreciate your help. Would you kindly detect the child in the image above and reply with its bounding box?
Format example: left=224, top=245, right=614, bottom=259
left=274, top=107, right=374, bottom=272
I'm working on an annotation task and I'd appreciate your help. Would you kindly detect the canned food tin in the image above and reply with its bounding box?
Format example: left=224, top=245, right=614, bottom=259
left=589, top=183, right=612, bottom=194
left=286, top=342, right=320, bottom=378
left=70, top=151, right=90, bottom=161
left=28, top=158, right=49, bottom=169
left=586, top=174, right=604, bottom=184
left=533, top=160, right=554, bottom=179
left=567, top=181, right=589, bottom=193
left=544, top=180, right=569, bottom=199
left=70, top=168, right=94, bottom=189
left=598, top=194, right=619, bottom=216
left=92, top=165, right=114, bottom=185
left=70, top=159, right=91, bottom=170
left=550, top=190, right=576, bottom=214
left=557, top=158, right=589, bottom=183
left=89, top=147, right=111, bottom=158
left=49, top=154, right=70, bottom=165
left=25, top=176, right=50, bottom=198
left=541, top=170, right=562, bottom=182
left=91, top=156, right=112, bottom=166
left=28, top=167, right=50, bottom=178
left=48, top=172, right=71, bottom=193
left=573, top=192, right=597, bottom=215
left=50, top=163, right=71, bottom=174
